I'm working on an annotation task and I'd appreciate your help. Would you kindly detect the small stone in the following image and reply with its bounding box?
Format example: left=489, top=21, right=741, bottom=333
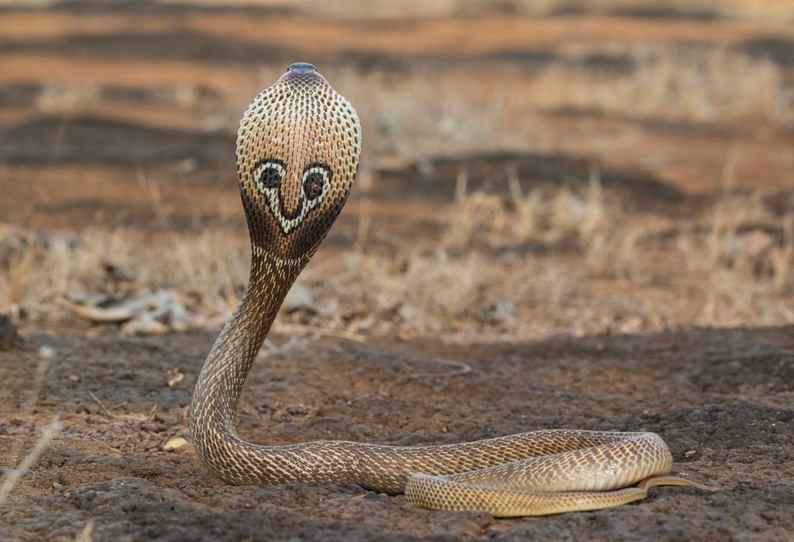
left=64, top=492, right=71, bottom=498
left=52, top=482, right=62, bottom=489
left=362, top=491, right=385, bottom=501
left=281, top=282, right=315, bottom=314
left=68, top=374, right=80, bottom=382
left=142, top=423, right=167, bottom=433
left=163, top=437, right=188, bottom=450
left=166, top=368, right=184, bottom=388
left=10, top=417, right=23, bottom=426
left=153, top=412, right=176, bottom=424
left=685, top=450, right=697, bottom=458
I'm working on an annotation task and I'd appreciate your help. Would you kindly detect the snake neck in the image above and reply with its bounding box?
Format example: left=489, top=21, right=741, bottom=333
left=190, top=250, right=309, bottom=469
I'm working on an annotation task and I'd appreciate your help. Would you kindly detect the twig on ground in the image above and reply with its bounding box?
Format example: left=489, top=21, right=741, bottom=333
left=0, top=420, right=62, bottom=505
left=401, top=357, right=472, bottom=380
left=86, top=390, right=113, bottom=418
left=10, top=346, right=56, bottom=460
left=74, top=519, right=94, bottom=542
left=86, top=390, right=157, bottom=422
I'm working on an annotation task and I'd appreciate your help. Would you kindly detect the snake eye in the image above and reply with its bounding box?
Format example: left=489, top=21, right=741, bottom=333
left=254, top=159, right=285, bottom=191
left=302, top=163, right=331, bottom=201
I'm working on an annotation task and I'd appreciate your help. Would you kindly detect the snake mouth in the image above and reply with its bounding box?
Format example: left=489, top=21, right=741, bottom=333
left=287, top=62, right=317, bottom=74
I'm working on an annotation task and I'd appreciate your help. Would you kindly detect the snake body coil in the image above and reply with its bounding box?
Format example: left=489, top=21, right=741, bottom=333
left=190, top=63, right=713, bottom=516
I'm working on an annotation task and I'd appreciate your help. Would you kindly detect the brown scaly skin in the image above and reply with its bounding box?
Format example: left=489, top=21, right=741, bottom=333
left=190, top=63, right=717, bottom=516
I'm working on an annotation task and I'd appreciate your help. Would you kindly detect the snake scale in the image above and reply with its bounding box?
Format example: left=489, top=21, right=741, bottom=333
left=190, top=63, right=714, bottom=516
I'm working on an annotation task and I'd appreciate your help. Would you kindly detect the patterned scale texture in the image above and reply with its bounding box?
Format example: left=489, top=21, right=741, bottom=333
left=189, top=63, right=709, bottom=517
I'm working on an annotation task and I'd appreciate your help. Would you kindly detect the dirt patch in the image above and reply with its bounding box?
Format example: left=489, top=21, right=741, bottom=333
left=0, top=116, right=234, bottom=168
left=0, top=0, right=296, bottom=17
left=743, top=37, right=794, bottom=66
left=608, top=6, right=721, bottom=21
left=0, top=32, right=640, bottom=76
left=1, top=326, right=792, bottom=541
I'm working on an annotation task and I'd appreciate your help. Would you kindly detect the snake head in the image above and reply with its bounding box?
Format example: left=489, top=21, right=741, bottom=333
left=236, top=63, right=362, bottom=261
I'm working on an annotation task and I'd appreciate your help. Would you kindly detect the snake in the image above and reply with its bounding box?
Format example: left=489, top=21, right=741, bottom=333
left=189, top=62, right=715, bottom=517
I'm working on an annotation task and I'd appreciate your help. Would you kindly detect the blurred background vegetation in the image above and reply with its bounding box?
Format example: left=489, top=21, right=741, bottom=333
left=0, top=0, right=792, bottom=343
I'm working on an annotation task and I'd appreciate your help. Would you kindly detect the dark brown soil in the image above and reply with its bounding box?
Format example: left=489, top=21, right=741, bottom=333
left=1, top=326, right=793, bottom=541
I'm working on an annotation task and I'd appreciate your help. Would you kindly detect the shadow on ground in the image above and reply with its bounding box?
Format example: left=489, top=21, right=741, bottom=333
left=1, top=325, right=792, bottom=541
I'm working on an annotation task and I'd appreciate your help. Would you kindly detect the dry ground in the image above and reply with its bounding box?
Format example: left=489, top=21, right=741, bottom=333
left=1, top=1, right=793, bottom=541
left=2, top=327, right=793, bottom=541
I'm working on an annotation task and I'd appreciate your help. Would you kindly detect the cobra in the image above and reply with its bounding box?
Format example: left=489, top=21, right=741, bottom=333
left=190, top=63, right=715, bottom=516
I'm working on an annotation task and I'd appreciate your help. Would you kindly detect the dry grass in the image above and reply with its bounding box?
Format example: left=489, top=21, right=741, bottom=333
left=0, top=227, right=250, bottom=321
left=2, top=5, right=793, bottom=342
left=336, top=250, right=491, bottom=331
left=0, top=420, right=62, bottom=505
left=4, top=63, right=794, bottom=339
left=771, top=218, right=794, bottom=294
left=12, top=0, right=794, bottom=23
left=445, top=163, right=626, bottom=255
left=27, top=45, right=791, bottom=167
left=271, top=48, right=789, bottom=163
left=0, top=346, right=61, bottom=507
left=526, top=0, right=794, bottom=21
left=73, top=520, right=94, bottom=542
left=532, top=48, right=792, bottom=125
left=292, top=68, right=534, bottom=161
left=1, top=179, right=792, bottom=343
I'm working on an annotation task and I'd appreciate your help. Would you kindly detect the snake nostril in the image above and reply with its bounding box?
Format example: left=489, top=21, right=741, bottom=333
left=288, top=62, right=317, bottom=74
